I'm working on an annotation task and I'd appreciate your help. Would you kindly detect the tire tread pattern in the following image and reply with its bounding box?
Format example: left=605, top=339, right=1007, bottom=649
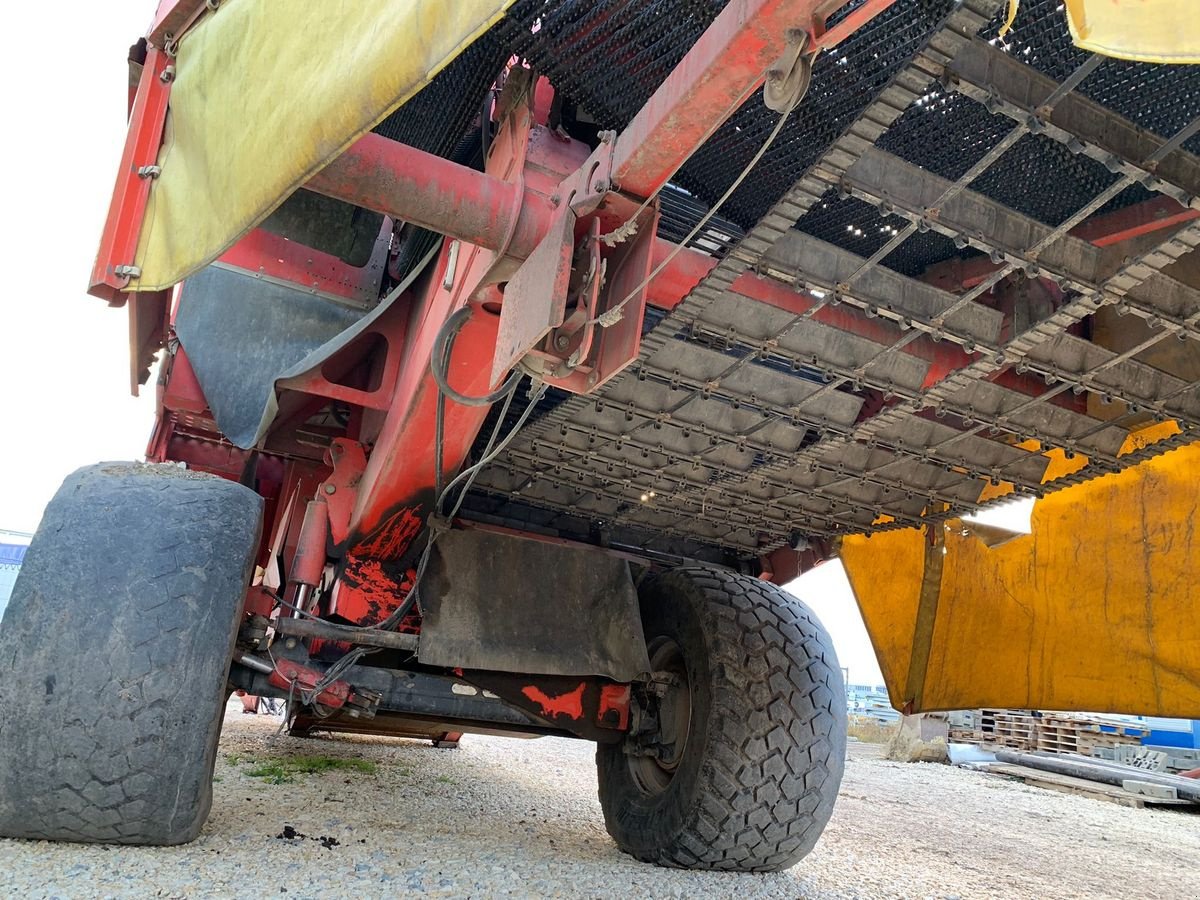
left=0, top=463, right=262, bottom=845
left=598, top=566, right=846, bottom=872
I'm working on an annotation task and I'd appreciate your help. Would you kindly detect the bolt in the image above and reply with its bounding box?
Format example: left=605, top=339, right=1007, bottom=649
left=160, top=65, right=176, bottom=84
left=285, top=638, right=298, bottom=650
left=554, top=334, right=570, bottom=351
left=324, top=484, right=336, bottom=495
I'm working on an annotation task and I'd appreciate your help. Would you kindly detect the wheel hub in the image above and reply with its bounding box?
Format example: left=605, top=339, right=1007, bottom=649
left=626, top=637, right=692, bottom=795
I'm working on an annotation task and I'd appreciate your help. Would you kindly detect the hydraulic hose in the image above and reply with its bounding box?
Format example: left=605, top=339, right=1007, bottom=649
left=431, top=306, right=522, bottom=406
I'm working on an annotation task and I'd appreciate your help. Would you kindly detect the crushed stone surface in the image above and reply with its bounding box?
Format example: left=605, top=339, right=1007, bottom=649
left=2, top=700, right=1199, bottom=898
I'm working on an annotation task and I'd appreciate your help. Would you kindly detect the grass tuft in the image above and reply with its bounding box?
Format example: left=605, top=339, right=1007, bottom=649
left=239, top=755, right=376, bottom=784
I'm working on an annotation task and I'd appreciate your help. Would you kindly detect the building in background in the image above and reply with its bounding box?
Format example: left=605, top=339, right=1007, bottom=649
left=0, top=530, right=32, bottom=622
left=846, top=683, right=900, bottom=724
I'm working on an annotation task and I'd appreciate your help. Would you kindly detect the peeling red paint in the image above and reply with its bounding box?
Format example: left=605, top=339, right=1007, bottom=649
left=336, top=556, right=417, bottom=628
left=355, top=507, right=425, bottom=560
left=521, top=683, right=586, bottom=720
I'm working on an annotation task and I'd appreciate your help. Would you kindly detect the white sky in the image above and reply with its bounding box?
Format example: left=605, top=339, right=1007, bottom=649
left=0, top=2, right=159, bottom=535
left=0, top=1, right=884, bottom=686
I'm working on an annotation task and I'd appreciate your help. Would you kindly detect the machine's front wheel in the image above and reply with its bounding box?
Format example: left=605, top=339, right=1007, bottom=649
left=596, top=566, right=845, bottom=872
left=0, top=463, right=261, bottom=845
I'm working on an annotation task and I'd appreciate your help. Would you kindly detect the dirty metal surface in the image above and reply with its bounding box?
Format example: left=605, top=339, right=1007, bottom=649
left=456, top=0, right=1200, bottom=557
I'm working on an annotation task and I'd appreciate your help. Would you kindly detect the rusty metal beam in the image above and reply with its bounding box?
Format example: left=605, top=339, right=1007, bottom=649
left=308, top=132, right=552, bottom=261
left=610, top=0, right=898, bottom=199
left=835, top=146, right=1200, bottom=336
left=944, top=36, right=1200, bottom=207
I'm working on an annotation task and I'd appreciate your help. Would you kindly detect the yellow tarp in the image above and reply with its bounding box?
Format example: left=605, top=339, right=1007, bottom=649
left=841, top=442, right=1200, bottom=718
left=132, top=0, right=514, bottom=291
left=1064, top=0, right=1200, bottom=64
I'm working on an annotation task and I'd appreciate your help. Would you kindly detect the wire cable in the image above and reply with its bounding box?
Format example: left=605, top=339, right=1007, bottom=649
left=588, top=108, right=793, bottom=330
left=284, top=88, right=792, bottom=702
left=439, top=380, right=548, bottom=518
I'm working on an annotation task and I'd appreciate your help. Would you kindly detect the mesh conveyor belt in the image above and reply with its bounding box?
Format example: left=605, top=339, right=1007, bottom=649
left=467, top=0, right=1200, bottom=555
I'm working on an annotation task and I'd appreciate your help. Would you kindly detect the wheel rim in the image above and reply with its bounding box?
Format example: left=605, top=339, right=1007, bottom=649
left=628, top=636, right=693, bottom=796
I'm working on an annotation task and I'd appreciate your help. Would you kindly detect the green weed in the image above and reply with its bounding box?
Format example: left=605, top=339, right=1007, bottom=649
left=240, top=755, right=376, bottom=785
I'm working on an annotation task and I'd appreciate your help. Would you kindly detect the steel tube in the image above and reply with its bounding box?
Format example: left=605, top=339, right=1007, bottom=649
left=308, top=133, right=552, bottom=260
left=610, top=0, right=796, bottom=198
left=274, top=616, right=420, bottom=653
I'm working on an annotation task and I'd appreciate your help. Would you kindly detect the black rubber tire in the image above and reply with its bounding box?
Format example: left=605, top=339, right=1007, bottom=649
left=597, top=566, right=846, bottom=872
left=0, top=463, right=262, bottom=845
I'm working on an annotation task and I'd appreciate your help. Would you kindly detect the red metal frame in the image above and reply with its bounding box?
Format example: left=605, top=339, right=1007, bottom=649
left=90, top=45, right=173, bottom=303
left=97, top=1, right=921, bottom=725
left=308, top=133, right=552, bottom=261
left=610, top=0, right=897, bottom=198
left=146, top=0, right=210, bottom=50
left=218, top=226, right=387, bottom=308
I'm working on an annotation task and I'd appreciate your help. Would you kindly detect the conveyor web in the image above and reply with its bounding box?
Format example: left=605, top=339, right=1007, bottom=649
left=386, top=0, right=1200, bottom=557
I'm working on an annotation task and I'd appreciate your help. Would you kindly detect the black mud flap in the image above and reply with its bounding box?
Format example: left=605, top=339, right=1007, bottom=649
left=417, top=528, right=651, bottom=682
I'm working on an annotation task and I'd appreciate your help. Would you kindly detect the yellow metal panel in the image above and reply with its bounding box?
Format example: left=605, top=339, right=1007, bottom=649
left=132, top=0, right=514, bottom=291
left=841, top=441, right=1200, bottom=718
left=1064, top=0, right=1200, bottom=64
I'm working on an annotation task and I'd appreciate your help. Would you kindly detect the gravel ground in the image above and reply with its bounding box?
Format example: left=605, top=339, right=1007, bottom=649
left=3, top=700, right=1199, bottom=899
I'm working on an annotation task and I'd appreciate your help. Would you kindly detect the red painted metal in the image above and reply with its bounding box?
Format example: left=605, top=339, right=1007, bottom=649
left=268, top=658, right=352, bottom=711
left=242, top=585, right=276, bottom=618
left=433, top=731, right=464, bottom=748
left=218, top=226, right=387, bottom=307
left=611, top=0, right=792, bottom=198
left=758, top=541, right=836, bottom=585
left=332, top=556, right=416, bottom=628
left=146, top=0, right=209, bottom=50
left=492, top=190, right=577, bottom=384
left=522, top=683, right=587, bottom=719
left=290, top=500, right=329, bottom=588
left=461, top=672, right=634, bottom=740
left=347, top=250, right=505, bottom=551
left=90, top=45, right=173, bottom=304
left=597, top=684, right=632, bottom=732
left=610, top=0, right=897, bottom=198
left=308, top=133, right=553, bottom=262
left=321, top=439, right=368, bottom=547
left=543, top=205, right=662, bottom=394
left=159, top=344, right=207, bottom=415
left=809, top=0, right=897, bottom=50
left=1072, top=195, right=1200, bottom=248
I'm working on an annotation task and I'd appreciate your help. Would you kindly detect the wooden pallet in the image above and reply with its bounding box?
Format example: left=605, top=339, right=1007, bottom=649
left=986, top=763, right=1198, bottom=809
left=951, top=710, right=1152, bottom=756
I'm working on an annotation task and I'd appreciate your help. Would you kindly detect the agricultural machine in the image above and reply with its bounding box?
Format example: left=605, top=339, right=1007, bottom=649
left=2, top=0, right=1199, bottom=871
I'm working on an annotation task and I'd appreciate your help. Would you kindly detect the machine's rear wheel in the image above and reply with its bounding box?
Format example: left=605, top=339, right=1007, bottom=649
left=597, top=566, right=845, bottom=872
left=0, top=463, right=261, bottom=845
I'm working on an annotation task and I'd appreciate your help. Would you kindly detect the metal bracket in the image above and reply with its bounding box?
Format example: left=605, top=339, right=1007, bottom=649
left=490, top=134, right=620, bottom=387
left=321, top=438, right=368, bottom=546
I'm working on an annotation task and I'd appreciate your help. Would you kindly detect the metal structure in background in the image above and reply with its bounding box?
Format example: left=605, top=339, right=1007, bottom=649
left=87, top=0, right=1200, bottom=726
